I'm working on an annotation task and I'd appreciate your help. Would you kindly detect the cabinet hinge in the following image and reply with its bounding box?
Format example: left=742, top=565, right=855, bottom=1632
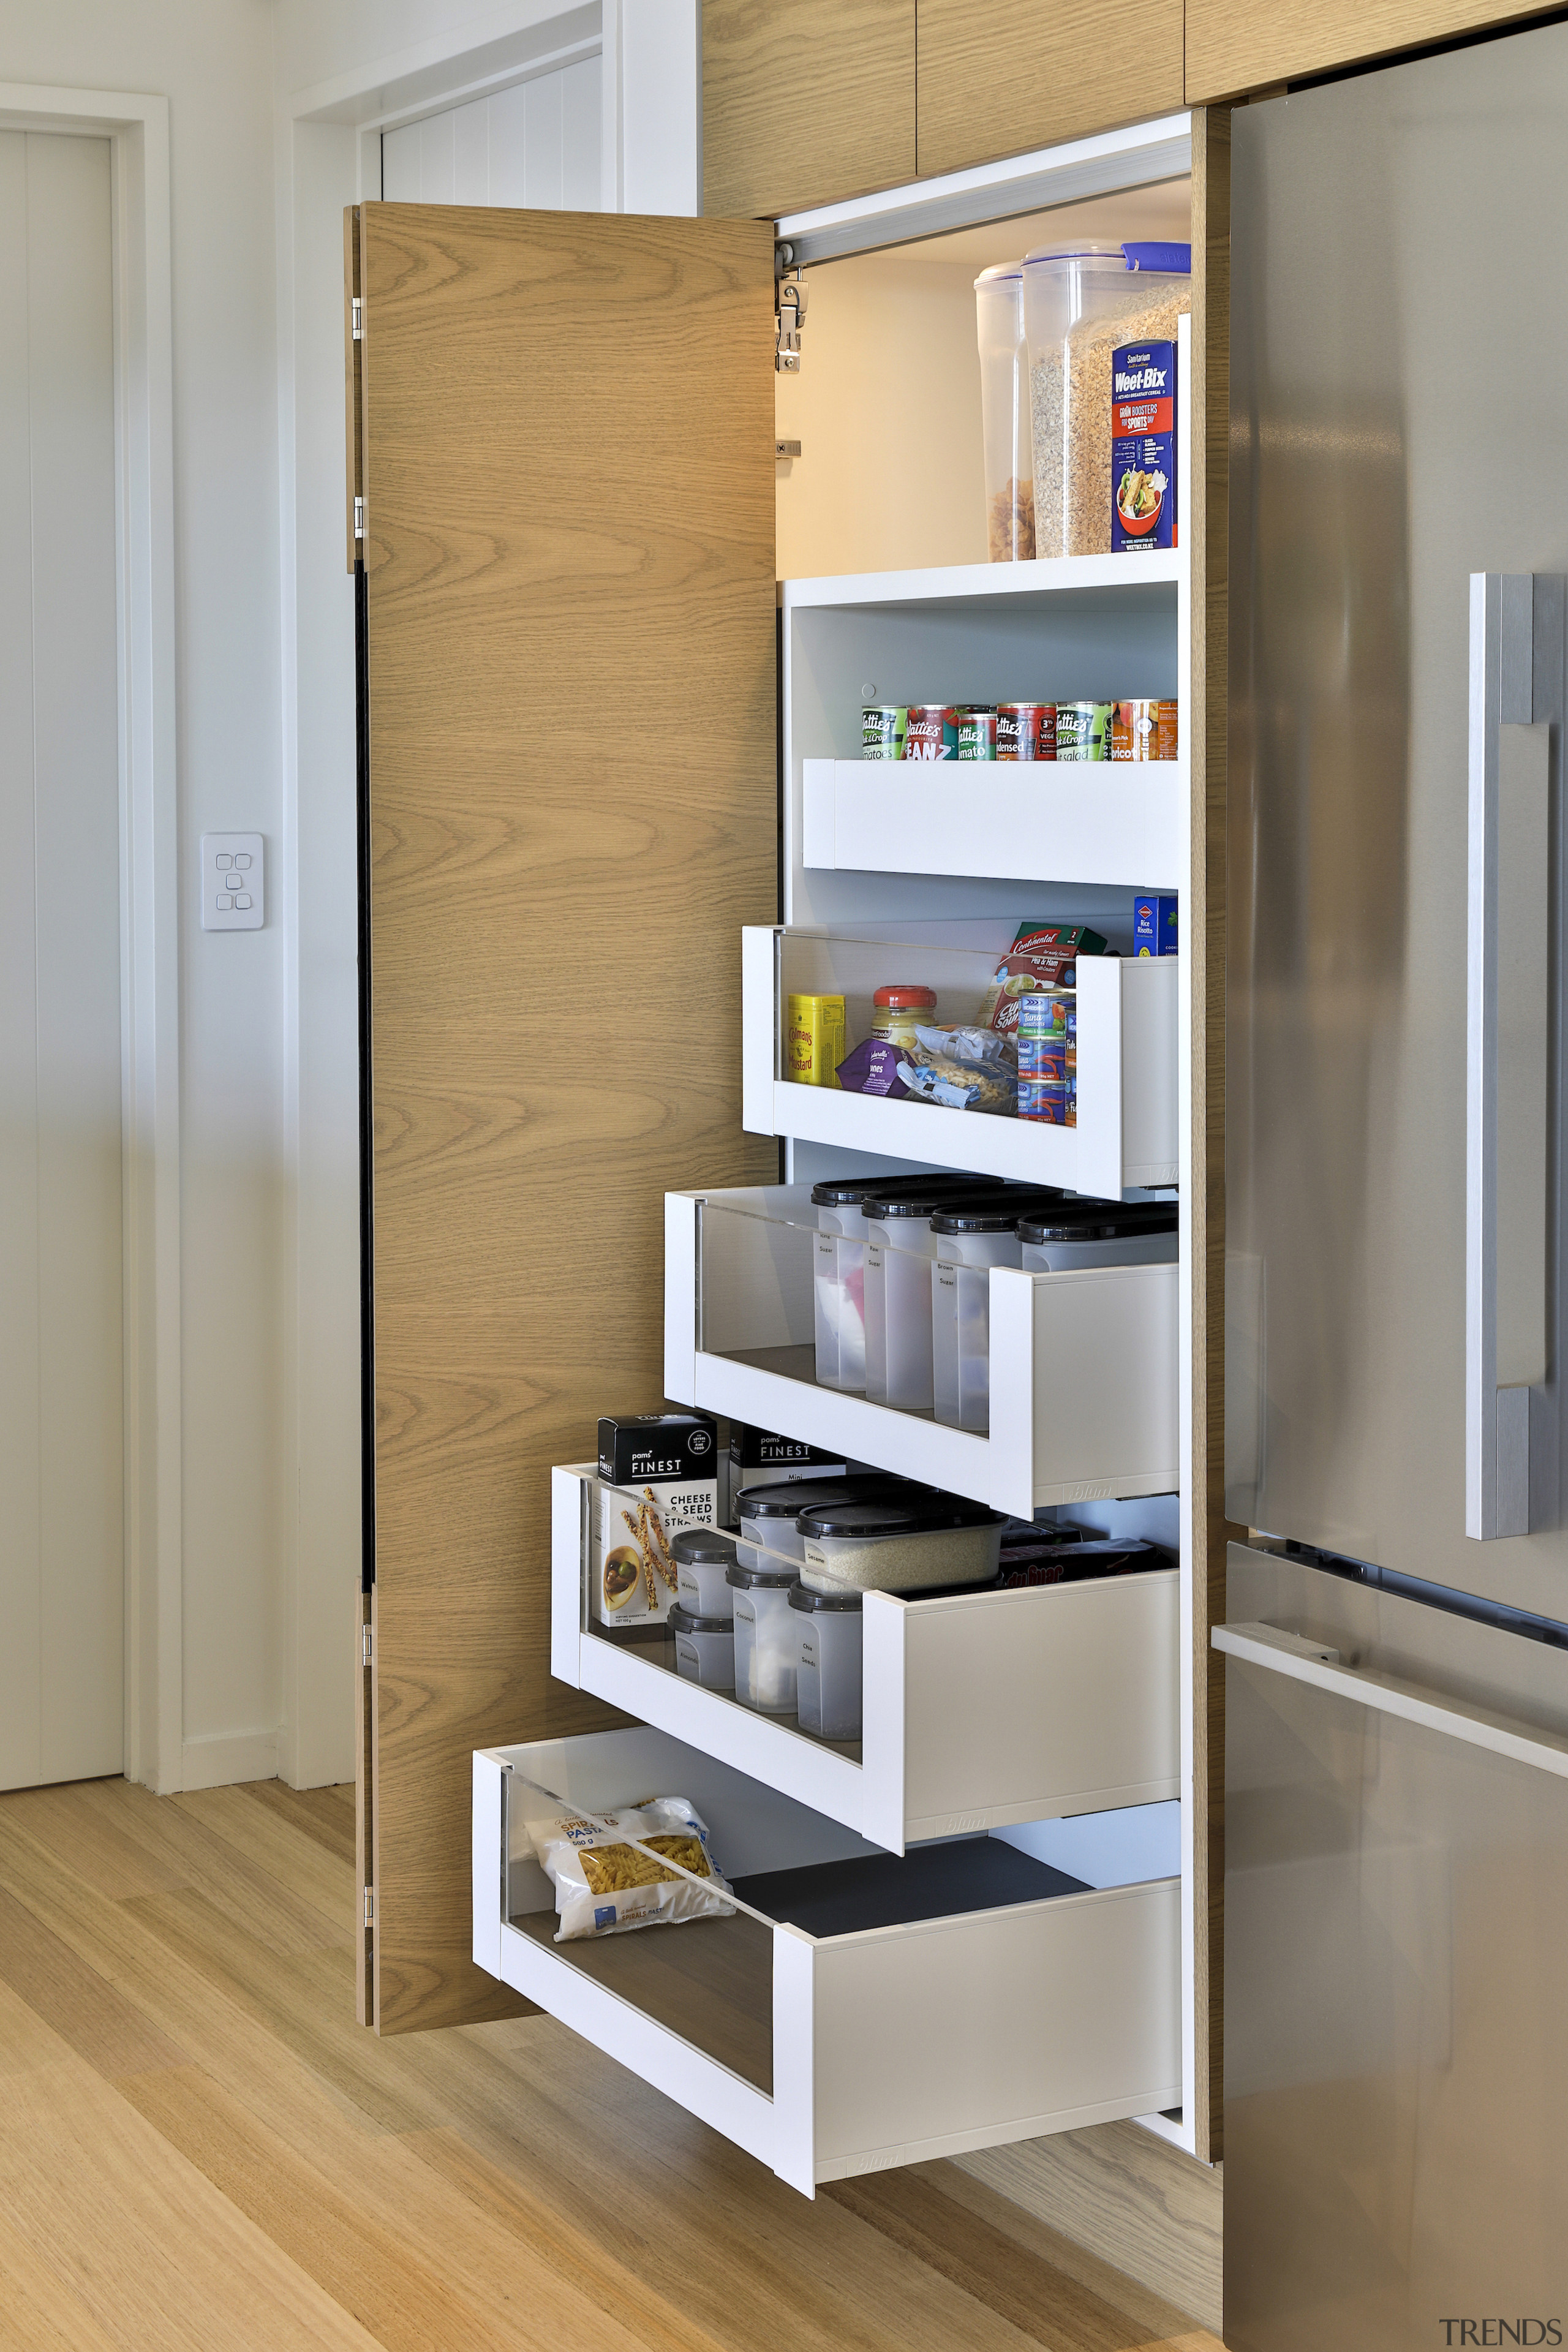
left=364, top=1885, right=374, bottom=1926
left=362, top=1623, right=374, bottom=1666
left=775, top=243, right=807, bottom=374
left=351, top=295, right=363, bottom=341
left=353, top=496, right=364, bottom=540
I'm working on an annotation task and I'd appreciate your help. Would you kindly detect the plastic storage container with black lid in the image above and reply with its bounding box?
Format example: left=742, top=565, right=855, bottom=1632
left=790, top=1582, right=864, bottom=1741
left=736, top=1475, right=904, bottom=1567
left=668, top=1602, right=736, bottom=1690
left=814, top=1174, right=1000, bottom=1394
left=929, top=1193, right=1104, bottom=1433
left=1019, top=1201, right=1178, bottom=1272
left=796, top=1493, right=1006, bottom=1595
left=671, top=1526, right=739, bottom=1620
left=863, top=1184, right=1061, bottom=1413
left=726, top=1555, right=801, bottom=1712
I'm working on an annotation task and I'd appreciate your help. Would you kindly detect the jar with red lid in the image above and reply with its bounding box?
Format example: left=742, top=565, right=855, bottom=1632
left=870, top=983, right=938, bottom=1052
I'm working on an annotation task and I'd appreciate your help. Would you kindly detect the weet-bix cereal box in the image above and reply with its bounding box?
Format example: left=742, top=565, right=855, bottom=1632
left=1112, top=340, right=1177, bottom=552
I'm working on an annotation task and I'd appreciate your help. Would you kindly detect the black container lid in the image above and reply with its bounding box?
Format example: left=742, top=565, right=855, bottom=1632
left=788, top=1583, right=864, bottom=1613
left=726, top=1558, right=800, bottom=1589
left=1057, top=1539, right=1172, bottom=1578
left=863, top=1184, right=1030, bottom=1222
left=671, top=1527, right=738, bottom=1566
left=810, top=1174, right=980, bottom=1208
left=930, top=1189, right=1071, bottom=1236
left=796, top=1496, right=1005, bottom=1540
left=737, top=1475, right=896, bottom=1522
left=1017, top=1202, right=1178, bottom=1245
left=668, top=1603, right=734, bottom=1634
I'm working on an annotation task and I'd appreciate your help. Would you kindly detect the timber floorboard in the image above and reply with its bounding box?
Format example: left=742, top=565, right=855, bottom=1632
left=0, top=1777, right=1224, bottom=2352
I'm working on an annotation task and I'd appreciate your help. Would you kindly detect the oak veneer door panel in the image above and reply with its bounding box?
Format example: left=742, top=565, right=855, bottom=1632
left=1185, top=0, right=1551, bottom=99
left=915, top=0, right=1184, bottom=179
left=356, top=204, right=778, bottom=2034
left=703, top=1, right=916, bottom=217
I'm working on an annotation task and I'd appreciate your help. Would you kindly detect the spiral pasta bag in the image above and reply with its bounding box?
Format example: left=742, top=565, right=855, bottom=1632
left=520, top=1796, right=736, bottom=1942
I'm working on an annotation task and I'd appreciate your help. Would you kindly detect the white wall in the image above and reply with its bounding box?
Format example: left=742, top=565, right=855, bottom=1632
left=0, top=0, right=700, bottom=1796
left=0, top=0, right=286, bottom=1793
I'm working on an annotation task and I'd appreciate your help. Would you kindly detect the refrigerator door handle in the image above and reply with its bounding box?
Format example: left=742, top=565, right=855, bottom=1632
left=1466, top=572, right=1563, bottom=1540
left=1215, top=1619, right=1568, bottom=1778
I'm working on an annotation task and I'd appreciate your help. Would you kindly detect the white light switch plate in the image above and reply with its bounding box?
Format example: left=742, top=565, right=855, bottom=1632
left=202, top=833, right=265, bottom=930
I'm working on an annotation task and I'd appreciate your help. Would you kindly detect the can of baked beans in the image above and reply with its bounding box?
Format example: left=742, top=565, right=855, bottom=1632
left=1111, top=699, right=1180, bottom=761
left=998, top=702, right=1055, bottom=761
left=903, top=704, right=959, bottom=761
left=956, top=706, right=998, bottom=760
left=862, top=704, right=908, bottom=760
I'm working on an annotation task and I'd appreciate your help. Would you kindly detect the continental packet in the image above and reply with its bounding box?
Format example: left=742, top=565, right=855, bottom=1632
left=520, top=1795, right=735, bottom=1942
left=982, top=923, right=1109, bottom=1035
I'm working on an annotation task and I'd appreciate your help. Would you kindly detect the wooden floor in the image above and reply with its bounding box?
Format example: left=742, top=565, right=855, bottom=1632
left=0, top=1776, right=1225, bottom=2352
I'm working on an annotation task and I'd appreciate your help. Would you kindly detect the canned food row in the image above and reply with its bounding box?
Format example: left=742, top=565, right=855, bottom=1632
left=863, top=699, right=1178, bottom=762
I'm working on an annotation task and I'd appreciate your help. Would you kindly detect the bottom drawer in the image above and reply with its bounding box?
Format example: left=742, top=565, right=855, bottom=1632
left=474, top=1727, right=1180, bottom=2196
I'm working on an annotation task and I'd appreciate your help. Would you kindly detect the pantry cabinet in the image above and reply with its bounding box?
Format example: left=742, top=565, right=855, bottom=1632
left=915, top=0, right=1186, bottom=178
left=1183, top=0, right=1551, bottom=100
left=702, top=0, right=916, bottom=219
left=352, top=99, right=1232, bottom=2182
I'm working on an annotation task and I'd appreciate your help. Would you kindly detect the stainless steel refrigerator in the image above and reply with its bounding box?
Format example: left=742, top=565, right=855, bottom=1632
left=1224, top=23, right=1568, bottom=2346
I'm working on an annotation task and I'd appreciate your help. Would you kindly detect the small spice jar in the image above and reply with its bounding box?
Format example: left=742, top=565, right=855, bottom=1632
left=870, top=983, right=937, bottom=1052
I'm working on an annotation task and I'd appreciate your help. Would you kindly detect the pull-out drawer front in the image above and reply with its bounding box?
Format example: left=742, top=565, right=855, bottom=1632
left=475, top=1730, right=1181, bottom=2196
left=551, top=1465, right=1180, bottom=1853
left=665, top=1185, right=1180, bottom=1516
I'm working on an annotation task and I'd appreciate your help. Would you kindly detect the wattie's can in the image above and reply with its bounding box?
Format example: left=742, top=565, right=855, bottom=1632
left=1111, top=699, right=1179, bottom=761
left=956, top=706, right=998, bottom=760
left=1056, top=702, right=1114, bottom=760
left=998, top=702, right=1055, bottom=761
left=862, top=704, right=908, bottom=760
left=903, top=704, right=959, bottom=761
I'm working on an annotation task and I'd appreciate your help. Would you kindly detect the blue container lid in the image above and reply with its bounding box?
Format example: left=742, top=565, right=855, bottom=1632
left=1122, top=242, right=1191, bottom=274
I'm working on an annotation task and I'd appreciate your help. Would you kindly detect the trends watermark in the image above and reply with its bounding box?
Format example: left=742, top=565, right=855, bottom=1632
left=1438, top=2326, right=1562, bottom=2346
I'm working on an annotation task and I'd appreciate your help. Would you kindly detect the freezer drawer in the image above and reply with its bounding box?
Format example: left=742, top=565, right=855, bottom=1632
left=551, top=1464, right=1180, bottom=1852
left=1219, top=1543, right=1568, bottom=2351
left=665, top=1185, right=1180, bottom=1516
left=475, top=1727, right=1181, bottom=2196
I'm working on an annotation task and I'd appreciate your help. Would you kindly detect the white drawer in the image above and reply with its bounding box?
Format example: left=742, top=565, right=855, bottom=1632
left=665, top=1185, right=1180, bottom=1516
left=474, top=1727, right=1181, bottom=2197
left=552, top=1464, right=1178, bottom=1852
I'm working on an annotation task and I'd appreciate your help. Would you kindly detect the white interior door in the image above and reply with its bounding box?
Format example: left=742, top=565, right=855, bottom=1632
left=0, top=129, right=124, bottom=1791
left=380, top=57, right=601, bottom=209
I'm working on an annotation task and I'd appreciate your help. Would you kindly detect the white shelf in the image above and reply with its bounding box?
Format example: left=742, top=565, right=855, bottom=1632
left=782, top=548, right=1180, bottom=612
left=801, top=757, right=1186, bottom=890
left=743, top=937, right=1180, bottom=1197
left=474, top=1727, right=1182, bottom=2196
left=551, top=1466, right=1180, bottom=1854
left=664, top=1186, right=1180, bottom=1517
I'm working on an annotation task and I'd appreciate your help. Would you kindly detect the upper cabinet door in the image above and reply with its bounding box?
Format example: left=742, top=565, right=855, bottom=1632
left=703, top=0, right=916, bottom=217
left=915, top=0, right=1185, bottom=179
left=1186, top=0, right=1546, bottom=99
left=353, top=204, right=778, bottom=2035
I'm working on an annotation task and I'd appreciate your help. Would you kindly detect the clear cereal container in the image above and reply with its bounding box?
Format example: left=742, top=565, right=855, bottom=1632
left=974, top=262, right=1035, bottom=562
left=796, top=1496, right=1006, bottom=1596
left=1023, top=241, right=1190, bottom=559
left=726, top=1558, right=801, bottom=1712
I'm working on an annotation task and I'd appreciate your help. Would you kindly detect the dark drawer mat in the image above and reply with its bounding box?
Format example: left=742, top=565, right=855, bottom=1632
left=731, top=1837, right=1089, bottom=1940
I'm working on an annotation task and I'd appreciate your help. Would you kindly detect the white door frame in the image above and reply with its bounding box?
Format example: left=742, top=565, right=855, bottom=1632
left=0, top=84, right=182, bottom=1796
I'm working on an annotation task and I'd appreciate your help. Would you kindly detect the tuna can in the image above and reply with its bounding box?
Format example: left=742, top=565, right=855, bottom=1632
left=1019, top=1077, right=1071, bottom=1125
left=998, top=701, right=1054, bottom=761
left=903, top=704, right=959, bottom=761
left=862, top=704, right=908, bottom=760
left=1018, top=1037, right=1068, bottom=1084
left=1017, top=990, right=1069, bottom=1042
left=956, top=706, right=998, bottom=760
left=1056, top=701, right=1114, bottom=760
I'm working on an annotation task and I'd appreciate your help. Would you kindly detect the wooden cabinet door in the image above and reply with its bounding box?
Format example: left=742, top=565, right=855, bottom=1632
left=915, top=0, right=1184, bottom=179
left=1185, top=0, right=1549, bottom=100
left=349, top=203, right=778, bottom=2034
left=703, top=0, right=916, bottom=217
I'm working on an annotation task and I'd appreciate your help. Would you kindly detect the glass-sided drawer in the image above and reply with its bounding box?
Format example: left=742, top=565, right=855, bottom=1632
left=663, top=1184, right=1180, bottom=1518
left=550, top=1464, right=1179, bottom=1853
left=473, top=1727, right=1181, bottom=2196
left=741, top=924, right=1179, bottom=1197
